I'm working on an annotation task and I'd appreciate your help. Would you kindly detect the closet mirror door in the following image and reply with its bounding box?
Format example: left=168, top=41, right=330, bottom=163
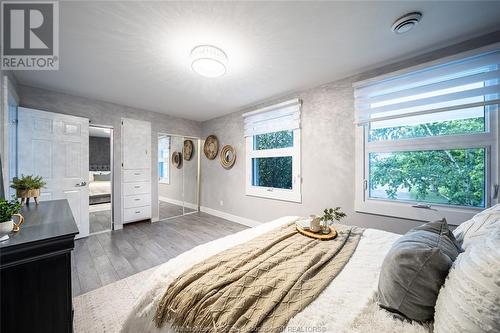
left=182, top=137, right=199, bottom=215
left=158, top=134, right=184, bottom=220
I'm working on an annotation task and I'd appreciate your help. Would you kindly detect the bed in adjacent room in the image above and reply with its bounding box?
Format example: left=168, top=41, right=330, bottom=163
left=120, top=206, right=499, bottom=333
left=89, top=168, right=111, bottom=205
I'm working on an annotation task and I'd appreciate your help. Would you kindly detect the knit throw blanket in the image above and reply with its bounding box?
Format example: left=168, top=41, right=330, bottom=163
left=155, top=223, right=364, bottom=333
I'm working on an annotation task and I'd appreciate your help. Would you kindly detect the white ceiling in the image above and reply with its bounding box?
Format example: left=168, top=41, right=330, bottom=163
left=13, top=1, right=500, bottom=121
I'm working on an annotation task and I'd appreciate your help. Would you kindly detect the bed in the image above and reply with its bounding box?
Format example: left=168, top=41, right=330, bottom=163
left=120, top=216, right=429, bottom=333
left=89, top=168, right=111, bottom=205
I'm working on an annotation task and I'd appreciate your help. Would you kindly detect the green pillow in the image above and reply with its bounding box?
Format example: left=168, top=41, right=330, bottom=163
left=377, top=218, right=461, bottom=322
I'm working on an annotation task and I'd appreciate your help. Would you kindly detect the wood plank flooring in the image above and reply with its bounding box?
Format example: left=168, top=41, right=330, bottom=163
left=71, top=212, right=248, bottom=297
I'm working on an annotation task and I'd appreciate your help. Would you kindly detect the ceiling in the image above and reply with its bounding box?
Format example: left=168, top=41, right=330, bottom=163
left=13, top=1, right=500, bottom=122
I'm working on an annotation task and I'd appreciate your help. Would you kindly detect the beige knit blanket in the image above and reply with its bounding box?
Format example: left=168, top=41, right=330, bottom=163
left=155, top=223, right=364, bottom=333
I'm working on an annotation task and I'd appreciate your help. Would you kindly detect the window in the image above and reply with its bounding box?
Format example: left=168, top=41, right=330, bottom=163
left=158, top=135, right=170, bottom=184
left=244, top=99, right=301, bottom=202
left=354, top=49, right=499, bottom=223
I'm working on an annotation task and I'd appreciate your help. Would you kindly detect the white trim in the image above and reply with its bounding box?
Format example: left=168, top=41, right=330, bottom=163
left=245, top=128, right=301, bottom=203
left=159, top=196, right=198, bottom=211
left=200, top=206, right=261, bottom=227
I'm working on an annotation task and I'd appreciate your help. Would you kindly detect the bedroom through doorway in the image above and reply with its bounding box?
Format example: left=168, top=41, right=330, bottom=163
left=89, top=125, right=113, bottom=234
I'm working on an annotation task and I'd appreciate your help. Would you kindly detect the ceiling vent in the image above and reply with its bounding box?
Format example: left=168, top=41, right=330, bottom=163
left=392, top=12, right=422, bottom=34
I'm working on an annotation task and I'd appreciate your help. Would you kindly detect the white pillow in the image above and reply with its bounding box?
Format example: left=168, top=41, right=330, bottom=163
left=89, top=171, right=94, bottom=182
left=434, top=232, right=500, bottom=333
left=453, top=204, right=500, bottom=249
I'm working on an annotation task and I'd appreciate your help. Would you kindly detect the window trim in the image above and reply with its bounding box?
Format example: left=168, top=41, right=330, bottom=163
left=245, top=129, right=302, bottom=203
left=355, top=109, right=498, bottom=225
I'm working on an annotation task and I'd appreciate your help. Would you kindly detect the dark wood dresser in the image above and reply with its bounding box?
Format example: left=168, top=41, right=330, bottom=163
left=0, top=200, right=79, bottom=333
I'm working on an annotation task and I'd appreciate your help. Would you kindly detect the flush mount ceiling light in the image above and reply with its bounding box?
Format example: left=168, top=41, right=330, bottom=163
left=392, top=12, right=422, bottom=34
left=191, top=45, right=228, bottom=78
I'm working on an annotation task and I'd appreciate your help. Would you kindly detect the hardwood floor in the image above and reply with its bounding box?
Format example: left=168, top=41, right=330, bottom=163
left=71, top=212, right=248, bottom=297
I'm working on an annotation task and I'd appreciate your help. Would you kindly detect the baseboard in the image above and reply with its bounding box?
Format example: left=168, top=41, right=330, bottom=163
left=200, top=206, right=261, bottom=227
left=159, top=196, right=198, bottom=210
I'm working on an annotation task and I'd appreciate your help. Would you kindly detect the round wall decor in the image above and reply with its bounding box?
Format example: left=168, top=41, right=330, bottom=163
left=203, top=135, right=219, bottom=160
left=183, top=140, right=194, bottom=161
left=220, top=145, right=236, bottom=169
left=172, top=151, right=182, bottom=169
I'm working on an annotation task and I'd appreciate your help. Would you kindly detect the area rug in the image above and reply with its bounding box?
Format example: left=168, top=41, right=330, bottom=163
left=73, top=266, right=158, bottom=333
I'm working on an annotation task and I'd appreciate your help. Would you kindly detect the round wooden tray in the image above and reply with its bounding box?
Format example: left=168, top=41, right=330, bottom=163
left=296, top=225, right=337, bottom=240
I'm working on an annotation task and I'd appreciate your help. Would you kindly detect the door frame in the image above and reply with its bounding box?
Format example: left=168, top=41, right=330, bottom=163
left=156, top=132, right=200, bottom=222
left=89, top=124, right=115, bottom=232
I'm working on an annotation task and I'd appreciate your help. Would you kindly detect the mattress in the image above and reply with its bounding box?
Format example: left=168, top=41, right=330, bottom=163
left=120, top=216, right=429, bottom=333
left=89, top=180, right=111, bottom=197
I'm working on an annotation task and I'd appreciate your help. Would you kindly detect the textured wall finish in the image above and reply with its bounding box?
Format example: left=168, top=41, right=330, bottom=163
left=17, top=85, right=201, bottom=229
left=89, top=136, right=111, bottom=168
left=200, top=33, right=500, bottom=234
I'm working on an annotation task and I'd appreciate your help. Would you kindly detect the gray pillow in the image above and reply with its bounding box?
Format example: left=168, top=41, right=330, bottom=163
left=93, top=173, right=111, bottom=181
left=377, top=218, right=461, bottom=322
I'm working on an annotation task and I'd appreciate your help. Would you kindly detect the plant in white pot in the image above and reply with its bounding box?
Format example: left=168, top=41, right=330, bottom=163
left=0, top=197, right=24, bottom=234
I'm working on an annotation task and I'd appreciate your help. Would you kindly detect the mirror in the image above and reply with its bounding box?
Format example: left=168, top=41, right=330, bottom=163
left=220, top=145, right=236, bottom=169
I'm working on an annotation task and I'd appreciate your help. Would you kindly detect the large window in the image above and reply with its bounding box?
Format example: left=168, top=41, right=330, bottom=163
left=354, top=49, right=499, bottom=223
left=244, top=99, right=301, bottom=202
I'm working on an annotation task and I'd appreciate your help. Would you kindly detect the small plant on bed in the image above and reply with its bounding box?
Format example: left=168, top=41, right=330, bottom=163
left=11, top=174, right=46, bottom=205
left=320, top=207, right=346, bottom=234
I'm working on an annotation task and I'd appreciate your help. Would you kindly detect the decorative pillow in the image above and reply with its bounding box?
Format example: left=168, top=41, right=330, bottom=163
left=93, top=173, right=111, bottom=181
left=453, top=204, right=500, bottom=250
left=434, top=232, right=500, bottom=333
left=377, top=219, right=461, bottom=322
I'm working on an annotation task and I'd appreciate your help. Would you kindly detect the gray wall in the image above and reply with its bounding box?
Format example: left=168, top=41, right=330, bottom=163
left=89, top=136, right=110, bottom=168
left=200, top=31, right=500, bottom=234
left=17, top=84, right=201, bottom=229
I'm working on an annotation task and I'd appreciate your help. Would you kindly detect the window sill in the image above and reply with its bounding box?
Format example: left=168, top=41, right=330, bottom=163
left=246, top=187, right=301, bottom=203
left=355, top=199, right=482, bottom=225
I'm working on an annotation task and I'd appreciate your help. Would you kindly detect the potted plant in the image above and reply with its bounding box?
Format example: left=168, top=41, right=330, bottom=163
left=0, top=197, right=23, bottom=234
left=10, top=174, right=46, bottom=205
left=320, top=207, right=347, bottom=234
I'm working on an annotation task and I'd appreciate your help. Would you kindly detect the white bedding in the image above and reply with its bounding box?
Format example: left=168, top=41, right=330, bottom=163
left=89, top=180, right=111, bottom=196
left=121, top=217, right=427, bottom=333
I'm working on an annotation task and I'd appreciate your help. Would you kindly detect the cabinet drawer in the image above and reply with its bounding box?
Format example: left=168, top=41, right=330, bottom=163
left=124, top=193, right=151, bottom=208
left=123, top=169, right=150, bottom=183
left=123, top=182, right=151, bottom=195
left=124, top=206, right=151, bottom=223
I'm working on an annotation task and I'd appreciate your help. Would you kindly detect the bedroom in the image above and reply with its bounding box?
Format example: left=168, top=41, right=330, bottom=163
left=0, top=1, right=498, bottom=333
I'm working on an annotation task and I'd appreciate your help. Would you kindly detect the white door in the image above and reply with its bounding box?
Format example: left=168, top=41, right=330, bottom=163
left=122, top=118, right=151, bottom=170
left=17, top=107, right=90, bottom=238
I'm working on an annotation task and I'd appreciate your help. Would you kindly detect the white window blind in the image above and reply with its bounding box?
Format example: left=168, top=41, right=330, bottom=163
left=354, top=50, right=500, bottom=125
left=243, top=99, right=301, bottom=137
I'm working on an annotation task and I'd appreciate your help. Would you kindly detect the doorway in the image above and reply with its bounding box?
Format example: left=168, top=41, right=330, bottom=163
left=89, top=125, right=113, bottom=234
left=157, top=133, right=200, bottom=221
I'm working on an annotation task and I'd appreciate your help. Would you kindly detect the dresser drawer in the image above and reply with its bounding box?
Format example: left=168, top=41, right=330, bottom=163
left=123, top=182, right=151, bottom=195
left=124, top=206, right=151, bottom=223
left=124, top=193, right=151, bottom=208
left=123, top=169, right=150, bottom=183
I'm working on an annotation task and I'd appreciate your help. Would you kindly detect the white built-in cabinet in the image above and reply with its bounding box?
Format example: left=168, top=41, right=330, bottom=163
left=121, top=118, right=152, bottom=224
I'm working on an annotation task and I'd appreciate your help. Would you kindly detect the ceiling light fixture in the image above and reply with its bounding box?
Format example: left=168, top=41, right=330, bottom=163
left=191, top=45, right=228, bottom=78
left=392, top=12, right=422, bottom=34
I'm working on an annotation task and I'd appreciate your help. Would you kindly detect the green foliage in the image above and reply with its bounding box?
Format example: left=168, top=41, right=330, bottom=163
left=0, top=197, right=21, bottom=222
left=369, top=118, right=485, bottom=207
left=253, top=131, right=293, bottom=189
left=320, top=207, right=347, bottom=223
left=10, top=174, right=46, bottom=190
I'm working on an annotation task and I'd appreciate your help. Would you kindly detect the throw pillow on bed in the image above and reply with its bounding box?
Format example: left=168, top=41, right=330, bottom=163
left=93, top=173, right=111, bottom=181
left=434, top=231, right=500, bottom=333
left=453, top=203, right=500, bottom=250
left=377, top=218, right=461, bottom=322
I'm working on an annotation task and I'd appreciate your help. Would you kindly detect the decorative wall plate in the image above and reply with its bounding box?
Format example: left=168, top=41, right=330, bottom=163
left=183, top=140, right=194, bottom=161
left=203, top=135, right=219, bottom=160
left=172, top=151, right=182, bottom=169
left=220, top=145, right=236, bottom=169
